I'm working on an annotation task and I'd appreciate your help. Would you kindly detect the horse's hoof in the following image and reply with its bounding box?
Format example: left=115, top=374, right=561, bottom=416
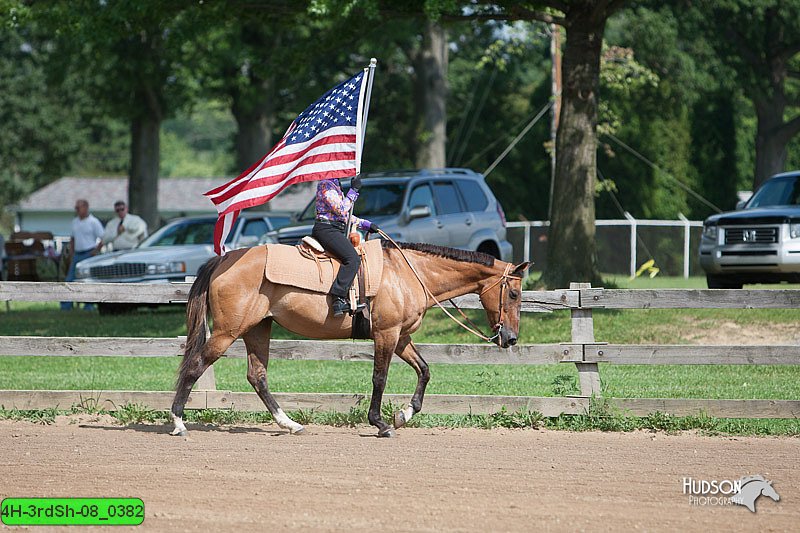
left=393, top=410, right=406, bottom=429
left=378, top=427, right=396, bottom=438
left=170, top=428, right=187, bottom=437
left=290, top=426, right=306, bottom=435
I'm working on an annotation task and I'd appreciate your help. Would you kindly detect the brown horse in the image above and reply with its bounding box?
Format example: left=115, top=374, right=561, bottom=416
left=170, top=241, right=530, bottom=437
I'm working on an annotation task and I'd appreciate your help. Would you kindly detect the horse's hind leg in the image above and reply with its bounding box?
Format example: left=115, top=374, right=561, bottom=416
left=171, top=333, right=234, bottom=436
left=392, top=336, right=430, bottom=429
left=244, top=318, right=304, bottom=435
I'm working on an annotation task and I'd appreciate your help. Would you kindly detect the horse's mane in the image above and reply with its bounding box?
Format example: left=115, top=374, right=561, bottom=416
left=381, top=240, right=495, bottom=266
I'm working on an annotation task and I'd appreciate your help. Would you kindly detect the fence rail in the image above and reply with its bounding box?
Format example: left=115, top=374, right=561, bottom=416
left=1, top=281, right=798, bottom=419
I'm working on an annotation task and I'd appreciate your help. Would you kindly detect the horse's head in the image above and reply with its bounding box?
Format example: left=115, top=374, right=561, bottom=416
left=762, top=481, right=780, bottom=502
left=479, top=261, right=531, bottom=348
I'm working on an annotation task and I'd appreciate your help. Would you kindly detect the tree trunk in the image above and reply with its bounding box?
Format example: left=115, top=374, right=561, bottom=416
left=129, top=113, right=161, bottom=231
left=232, top=83, right=275, bottom=177
left=414, top=21, right=448, bottom=168
left=540, top=10, right=605, bottom=289
left=753, top=100, right=789, bottom=190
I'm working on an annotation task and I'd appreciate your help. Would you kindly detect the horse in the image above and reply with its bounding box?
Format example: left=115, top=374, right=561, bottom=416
left=170, top=240, right=530, bottom=437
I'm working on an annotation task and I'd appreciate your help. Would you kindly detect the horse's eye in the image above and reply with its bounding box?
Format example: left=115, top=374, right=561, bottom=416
left=509, top=289, right=519, bottom=300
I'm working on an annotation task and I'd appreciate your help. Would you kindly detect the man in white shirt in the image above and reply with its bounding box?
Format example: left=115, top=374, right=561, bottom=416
left=100, top=200, right=148, bottom=252
left=61, top=199, right=104, bottom=311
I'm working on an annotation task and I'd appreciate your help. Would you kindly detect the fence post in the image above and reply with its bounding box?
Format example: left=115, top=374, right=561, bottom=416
left=624, top=212, right=637, bottom=279
left=570, top=282, right=601, bottom=397
left=678, top=213, right=691, bottom=279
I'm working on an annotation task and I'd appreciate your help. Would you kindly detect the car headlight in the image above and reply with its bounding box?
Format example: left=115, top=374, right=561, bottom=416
left=702, top=224, right=718, bottom=241
left=75, top=265, right=91, bottom=279
left=790, top=224, right=800, bottom=239
left=146, top=261, right=186, bottom=275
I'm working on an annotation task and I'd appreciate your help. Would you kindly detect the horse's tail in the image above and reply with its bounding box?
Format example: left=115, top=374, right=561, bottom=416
left=179, top=256, right=223, bottom=381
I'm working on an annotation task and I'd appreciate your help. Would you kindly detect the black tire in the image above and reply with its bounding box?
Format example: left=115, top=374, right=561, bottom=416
left=706, top=275, right=743, bottom=289
left=477, top=241, right=501, bottom=259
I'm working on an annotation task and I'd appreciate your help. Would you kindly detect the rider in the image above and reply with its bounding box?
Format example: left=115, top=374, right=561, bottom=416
left=312, top=175, right=380, bottom=317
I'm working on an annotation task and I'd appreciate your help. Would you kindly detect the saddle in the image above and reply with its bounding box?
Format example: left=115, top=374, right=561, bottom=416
left=264, top=237, right=384, bottom=339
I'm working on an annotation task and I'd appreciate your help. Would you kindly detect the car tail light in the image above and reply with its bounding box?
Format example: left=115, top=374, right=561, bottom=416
left=496, top=203, right=507, bottom=228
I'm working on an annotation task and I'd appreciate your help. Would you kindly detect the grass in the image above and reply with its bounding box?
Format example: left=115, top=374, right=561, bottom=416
left=1, top=276, right=799, bottom=435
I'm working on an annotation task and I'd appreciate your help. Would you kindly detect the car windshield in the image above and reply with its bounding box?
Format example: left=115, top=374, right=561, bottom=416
left=747, top=177, right=800, bottom=208
left=296, top=182, right=407, bottom=221
left=140, top=220, right=217, bottom=247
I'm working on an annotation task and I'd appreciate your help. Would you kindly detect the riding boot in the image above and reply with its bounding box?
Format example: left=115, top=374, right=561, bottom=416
left=332, top=296, right=350, bottom=317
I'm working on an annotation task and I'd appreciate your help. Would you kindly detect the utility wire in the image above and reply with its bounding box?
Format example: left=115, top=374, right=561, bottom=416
left=463, top=100, right=553, bottom=169
left=597, top=167, right=657, bottom=266
left=483, top=99, right=554, bottom=177
left=603, top=132, right=723, bottom=214
left=452, top=67, right=497, bottom=166
left=447, top=68, right=484, bottom=167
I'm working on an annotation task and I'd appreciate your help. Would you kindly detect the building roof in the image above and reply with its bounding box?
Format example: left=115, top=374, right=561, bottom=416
left=16, top=177, right=315, bottom=214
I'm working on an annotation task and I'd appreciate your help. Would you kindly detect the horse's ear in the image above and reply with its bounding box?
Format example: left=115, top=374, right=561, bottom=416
left=512, top=261, right=532, bottom=277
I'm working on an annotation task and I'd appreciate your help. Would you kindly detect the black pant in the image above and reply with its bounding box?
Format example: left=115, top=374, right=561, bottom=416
left=312, top=221, right=361, bottom=298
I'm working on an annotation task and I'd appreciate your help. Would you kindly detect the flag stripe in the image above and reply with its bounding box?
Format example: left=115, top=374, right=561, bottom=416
left=206, top=133, right=356, bottom=205
left=215, top=161, right=358, bottom=215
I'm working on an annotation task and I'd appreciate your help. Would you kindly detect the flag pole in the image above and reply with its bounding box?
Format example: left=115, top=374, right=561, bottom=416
left=348, top=58, right=378, bottom=236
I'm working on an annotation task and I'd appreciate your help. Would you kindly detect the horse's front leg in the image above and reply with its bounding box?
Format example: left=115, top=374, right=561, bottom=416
left=369, top=331, right=400, bottom=437
left=392, top=336, right=429, bottom=429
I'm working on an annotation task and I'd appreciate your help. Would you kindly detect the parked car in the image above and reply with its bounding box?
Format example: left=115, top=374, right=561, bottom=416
left=265, top=168, right=513, bottom=261
left=699, top=170, right=800, bottom=288
left=74, top=212, right=292, bottom=313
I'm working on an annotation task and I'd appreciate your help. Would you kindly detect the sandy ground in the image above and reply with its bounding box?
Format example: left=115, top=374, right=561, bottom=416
left=0, top=416, right=797, bottom=532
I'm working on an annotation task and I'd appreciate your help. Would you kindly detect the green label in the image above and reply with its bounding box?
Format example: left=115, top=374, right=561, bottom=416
left=1, top=498, right=144, bottom=526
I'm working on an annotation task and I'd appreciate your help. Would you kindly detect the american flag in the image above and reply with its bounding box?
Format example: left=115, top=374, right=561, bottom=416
left=205, top=66, right=374, bottom=255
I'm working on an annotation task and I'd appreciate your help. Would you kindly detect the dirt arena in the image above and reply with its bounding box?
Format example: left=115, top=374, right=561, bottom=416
left=1, top=416, right=797, bottom=532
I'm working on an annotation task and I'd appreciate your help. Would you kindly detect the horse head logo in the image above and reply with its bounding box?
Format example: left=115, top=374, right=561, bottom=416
left=730, top=475, right=780, bottom=513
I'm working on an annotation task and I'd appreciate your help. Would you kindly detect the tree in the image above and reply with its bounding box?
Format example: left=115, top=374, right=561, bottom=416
left=0, top=7, right=96, bottom=213
left=38, top=0, right=204, bottom=229
left=462, top=1, right=625, bottom=287
left=688, top=1, right=800, bottom=189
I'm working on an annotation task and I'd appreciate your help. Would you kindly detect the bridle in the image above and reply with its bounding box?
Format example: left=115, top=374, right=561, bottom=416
left=377, top=229, right=521, bottom=343
left=477, top=263, right=519, bottom=341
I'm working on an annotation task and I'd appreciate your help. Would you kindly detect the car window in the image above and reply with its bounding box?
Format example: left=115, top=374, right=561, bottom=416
left=353, top=184, right=406, bottom=217
left=455, top=179, right=488, bottom=212
left=241, top=219, right=269, bottom=237
left=142, top=220, right=216, bottom=246
left=407, top=184, right=436, bottom=215
left=433, top=181, right=463, bottom=215
left=747, top=177, right=800, bottom=208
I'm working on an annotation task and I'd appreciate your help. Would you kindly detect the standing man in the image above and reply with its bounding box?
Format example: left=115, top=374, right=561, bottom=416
left=99, top=200, right=148, bottom=252
left=60, top=199, right=104, bottom=311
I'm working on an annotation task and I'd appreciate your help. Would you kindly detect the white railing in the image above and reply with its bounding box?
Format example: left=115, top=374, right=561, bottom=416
left=507, top=215, right=704, bottom=278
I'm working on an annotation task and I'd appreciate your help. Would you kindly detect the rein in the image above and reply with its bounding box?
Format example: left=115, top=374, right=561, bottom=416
left=375, top=230, right=519, bottom=343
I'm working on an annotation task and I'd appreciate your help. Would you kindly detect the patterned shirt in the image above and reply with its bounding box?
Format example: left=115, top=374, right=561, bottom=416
left=315, top=179, right=371, bottom=231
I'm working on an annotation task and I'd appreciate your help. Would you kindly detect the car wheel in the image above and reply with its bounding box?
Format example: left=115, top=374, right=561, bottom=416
left=477, top=242, right=500, bottom=259
left=706, top=275, right=743, bottom=289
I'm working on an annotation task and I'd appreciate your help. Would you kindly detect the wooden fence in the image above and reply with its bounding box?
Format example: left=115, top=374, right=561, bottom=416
left=1, top=281, right=799, bottom=419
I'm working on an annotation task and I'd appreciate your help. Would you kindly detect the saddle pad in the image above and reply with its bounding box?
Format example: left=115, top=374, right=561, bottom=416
left=264, top=238, right=384, bottom=296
